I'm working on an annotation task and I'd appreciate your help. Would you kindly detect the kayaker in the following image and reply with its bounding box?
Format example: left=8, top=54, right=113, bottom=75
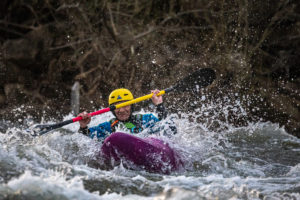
left=78, top=88, right=176, bottom=140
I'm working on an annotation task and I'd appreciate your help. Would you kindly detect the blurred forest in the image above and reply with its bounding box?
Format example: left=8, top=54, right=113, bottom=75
left=0, top=0, right=299, bottom=137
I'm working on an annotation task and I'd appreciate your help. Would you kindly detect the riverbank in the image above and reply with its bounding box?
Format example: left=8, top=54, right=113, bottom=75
left=1, top=0, right=299, bottom=137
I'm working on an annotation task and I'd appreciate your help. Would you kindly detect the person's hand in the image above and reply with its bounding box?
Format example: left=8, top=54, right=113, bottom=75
left=151, top=89, right=163, bottom=105
left=78, top=111, right=91, bottom=128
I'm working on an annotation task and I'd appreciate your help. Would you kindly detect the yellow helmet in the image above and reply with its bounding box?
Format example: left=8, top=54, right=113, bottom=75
left=108, top=88, right=134, bottom=105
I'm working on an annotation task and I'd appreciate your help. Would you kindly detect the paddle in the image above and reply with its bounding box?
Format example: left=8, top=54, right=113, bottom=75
left=31, top=68, right=216, bottom=136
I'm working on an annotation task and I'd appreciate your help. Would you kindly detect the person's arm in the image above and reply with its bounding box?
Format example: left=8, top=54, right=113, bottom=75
left=151, top=89, right=168, bottom=120
left=156, top=103, right=167, bottom=120
left=79, top=126, right=90, bottom=136
left=77, top=111, right=91, bottom=136
left=149, top=89, right=177, bottom=135
left=79, top=122, right=112, bottom=139
left=77, top=111, right=113, bottom=140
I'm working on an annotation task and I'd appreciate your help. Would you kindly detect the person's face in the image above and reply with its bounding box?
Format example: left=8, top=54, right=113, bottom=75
left=114, top=105, right=131, bottom=121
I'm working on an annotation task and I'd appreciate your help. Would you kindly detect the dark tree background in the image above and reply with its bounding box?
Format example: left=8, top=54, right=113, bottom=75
left=0, top=0, right=299, bottom=137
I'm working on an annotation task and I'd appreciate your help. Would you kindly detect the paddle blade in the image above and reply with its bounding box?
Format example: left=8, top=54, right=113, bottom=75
left=174, top=68, right=216, bottom=93
left=27, top=124, right=54, bottom=136
left=28, top=119, right=74, bottom=136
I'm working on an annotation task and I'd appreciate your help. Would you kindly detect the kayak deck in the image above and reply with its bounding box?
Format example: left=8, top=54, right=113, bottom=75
left=101, top=132, right=183, bottom=174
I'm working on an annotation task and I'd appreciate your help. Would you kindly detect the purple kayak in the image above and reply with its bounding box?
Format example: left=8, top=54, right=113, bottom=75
left=101, top=132, right=183, bottom=174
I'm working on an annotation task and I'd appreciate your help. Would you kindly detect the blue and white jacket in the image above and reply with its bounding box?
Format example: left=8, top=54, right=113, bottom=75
left=79, top=103, right=176, bottom=140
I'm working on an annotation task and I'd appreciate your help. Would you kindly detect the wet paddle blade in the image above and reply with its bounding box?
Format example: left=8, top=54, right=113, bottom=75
left=174, top=68, right=216, bottom=93
left=27, top=124, right=53, bottom=136
left=29, top=119, right=74, bottom=136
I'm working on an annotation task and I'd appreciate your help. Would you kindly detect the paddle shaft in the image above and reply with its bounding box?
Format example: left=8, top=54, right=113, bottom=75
left=34, top=87, right=175, bottom=135
left=42, top=88, right=172, bottom=132
left=72, top=89, right=169, bottom=122
left=37, top=107, right=113, bottom=134
left=35, top=67, right=216, bottom=135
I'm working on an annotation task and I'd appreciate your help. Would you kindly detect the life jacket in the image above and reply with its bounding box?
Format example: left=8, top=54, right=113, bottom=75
left=109, top=114, right=143, bottom=134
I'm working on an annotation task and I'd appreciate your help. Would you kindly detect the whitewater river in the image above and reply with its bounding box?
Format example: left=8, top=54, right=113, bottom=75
left=0, top=106, right=300, bottom=200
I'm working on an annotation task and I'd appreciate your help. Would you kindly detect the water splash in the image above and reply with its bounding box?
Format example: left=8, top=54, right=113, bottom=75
left=0, top=102, right=299, bottom=199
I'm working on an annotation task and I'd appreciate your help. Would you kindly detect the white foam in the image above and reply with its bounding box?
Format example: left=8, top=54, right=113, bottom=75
left=5, top=170, right=102, bottom=200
